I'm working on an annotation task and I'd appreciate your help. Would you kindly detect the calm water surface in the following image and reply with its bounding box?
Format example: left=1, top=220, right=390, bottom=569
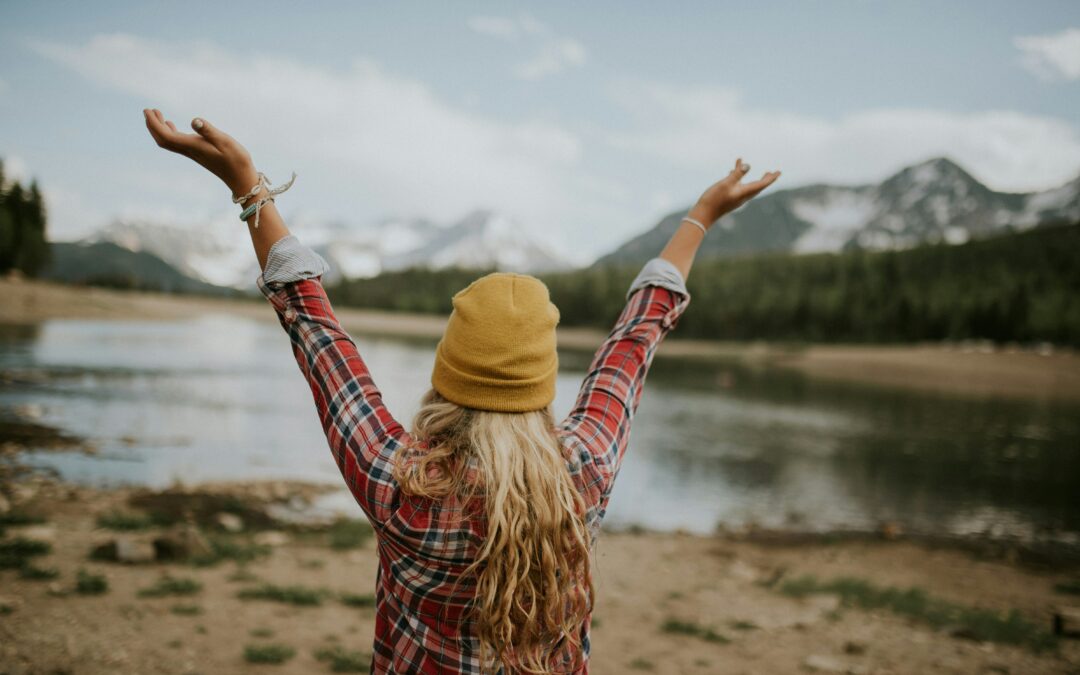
left=2, top=316, right=1078, bottom=544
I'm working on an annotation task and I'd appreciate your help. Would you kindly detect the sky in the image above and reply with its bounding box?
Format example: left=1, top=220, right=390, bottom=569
left=1, top=1, right=1079, bottom=264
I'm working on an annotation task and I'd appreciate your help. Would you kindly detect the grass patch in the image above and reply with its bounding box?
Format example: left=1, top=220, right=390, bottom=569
left=96, top=509, right=158, bottom=531
left=75, top=568, right=108, bottom=595
left=313, top=646, right=371, bottom=672
left=167, top=638, right=183, bottom=649
left=170, top=604, right=203, bottom=616
left=237, top=583, right=328, bottom=606
left=138, top=574, right=203, bottom=597
left=227, top=566, right=260, bottom=583
left=1054, top=579, right=1080, bottom=596
left=629, top=657, right=655, bottom=670
left=250, top=627, right=275, bottom=638
left=775, top=574, right=1057, bottom=652
left=244, top=643, right=296, bottom=664
left=328, top=518, right=373, bottom=550
left=0, top=511, right=47, bottom=526
left=0, top=536, right=52, bottom=567
left=339, top=592, right=376, bottom=608
left=660, top=619, right=730, bottom=644
left=190, top=534, right=271, bottom=567
left=19, top=562, right=60, bottom=580
left=729, top=620, right=758, bottom=631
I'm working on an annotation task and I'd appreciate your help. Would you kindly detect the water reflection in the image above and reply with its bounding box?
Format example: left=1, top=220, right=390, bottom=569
left=1, top=318, right=1078, bottom=544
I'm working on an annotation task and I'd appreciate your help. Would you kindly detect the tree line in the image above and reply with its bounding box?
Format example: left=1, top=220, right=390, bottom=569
left=0, top=159, right=50, bottom=277
left=327, top=223, right=1080, bottom=346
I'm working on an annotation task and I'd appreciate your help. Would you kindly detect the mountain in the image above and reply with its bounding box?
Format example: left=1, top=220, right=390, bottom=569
left=599, top=158, right=1080, bottom=265
left=86, top=209, right=573, bottom=289
left=43, top=241, right=236, bottom=295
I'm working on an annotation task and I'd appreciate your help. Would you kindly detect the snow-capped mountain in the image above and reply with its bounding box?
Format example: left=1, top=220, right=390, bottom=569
left=601, top=158, right=1080, bottom=265
left=85, top=209, right=573, bottom=289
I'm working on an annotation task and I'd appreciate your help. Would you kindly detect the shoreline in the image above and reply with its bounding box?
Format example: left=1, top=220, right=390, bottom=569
left=3, top=277, right=1079, bottom=403
left=1, top=472, right=1078, bottom=673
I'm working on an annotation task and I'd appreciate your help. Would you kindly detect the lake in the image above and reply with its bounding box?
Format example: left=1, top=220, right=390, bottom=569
left=2, top=315, right=1079, bottom=546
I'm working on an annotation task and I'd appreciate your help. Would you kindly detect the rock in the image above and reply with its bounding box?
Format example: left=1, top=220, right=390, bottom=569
left=215, top=512, right=244, bottom=533
left=116, top=535, right=156, bottom=563
left=91, top=535, right=156, bottom=563
left=843, top=641, right=866, bottom=655
left=153, top=523, right=213, bottom=561
left=802, top=654, right=867, bottom=674
left=254, top=530, right=290, bottom=547
left=0, top=595, right=20, bottom=613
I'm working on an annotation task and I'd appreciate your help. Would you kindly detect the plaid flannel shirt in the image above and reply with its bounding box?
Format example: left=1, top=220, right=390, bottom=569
left=257, top=236, right=690, bottom=673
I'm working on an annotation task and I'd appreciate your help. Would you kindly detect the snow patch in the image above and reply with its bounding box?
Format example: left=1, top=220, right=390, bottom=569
left=790, top=190, right=877, bottom=253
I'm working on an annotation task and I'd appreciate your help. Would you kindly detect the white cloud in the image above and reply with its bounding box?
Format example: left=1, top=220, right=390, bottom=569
left=606, top=80, right=1080, bottom=193
left=2, top=154, right=29, bottom=183
left=1015, top=28, right=1080, bottom=81
left=31, top=34, right=626, bottom=262
left=469, top=12, right=587, bottom=79
left=468, top=16, right=521, bottom=41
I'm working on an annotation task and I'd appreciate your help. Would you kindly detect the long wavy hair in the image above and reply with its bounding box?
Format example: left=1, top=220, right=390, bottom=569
left=393, top=387, right=594, bottom=673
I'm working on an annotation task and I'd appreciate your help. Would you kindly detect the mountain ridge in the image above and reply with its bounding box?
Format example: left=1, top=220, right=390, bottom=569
left=599, top=157, right=1080, bottom=265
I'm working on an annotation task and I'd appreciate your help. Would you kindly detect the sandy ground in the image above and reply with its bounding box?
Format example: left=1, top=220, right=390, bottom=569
left=0, top=476, right=1077, bottom=674
left=3, top=277, right=1079, bottom=403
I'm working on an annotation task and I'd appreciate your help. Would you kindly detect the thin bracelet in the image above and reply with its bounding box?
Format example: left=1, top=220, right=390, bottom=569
left=681, top=216, right=709, bottom=236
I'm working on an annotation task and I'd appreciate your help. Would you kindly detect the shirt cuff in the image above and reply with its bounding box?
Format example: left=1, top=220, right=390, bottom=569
left=260, top=234, right=331, bottom=288
left=626, top=257, right=688, bottom=301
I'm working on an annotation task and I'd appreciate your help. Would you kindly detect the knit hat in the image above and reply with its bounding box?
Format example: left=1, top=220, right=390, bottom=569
left=431, top=272, right=560, bottom=412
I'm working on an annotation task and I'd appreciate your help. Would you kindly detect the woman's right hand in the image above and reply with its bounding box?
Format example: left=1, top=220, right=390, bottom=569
left=143, top=108, right=260, bottom=199
left=689, top=158, right=781, bottom=227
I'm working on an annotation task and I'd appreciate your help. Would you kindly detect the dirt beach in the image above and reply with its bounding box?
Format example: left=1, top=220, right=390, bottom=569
left=3, top=277, right=1079, bottom=403
left=0, top=472, right=1078, bottom=674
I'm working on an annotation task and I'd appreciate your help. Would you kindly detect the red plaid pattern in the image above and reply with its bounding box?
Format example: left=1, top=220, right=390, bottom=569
left=258, top=273, right=690, bottom=673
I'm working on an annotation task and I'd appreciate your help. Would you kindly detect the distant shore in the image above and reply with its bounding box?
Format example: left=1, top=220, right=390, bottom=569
left=3, top=277, right=1079, bottom=402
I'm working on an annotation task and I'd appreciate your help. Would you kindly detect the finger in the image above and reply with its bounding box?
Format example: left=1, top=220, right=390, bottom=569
left=724, top=157, right=751, bottom=185
left=144, top=108, right=215, bottom=156
left=190, top=117, right=234, bottom=152
left=736, top=171, right=781, bottom=197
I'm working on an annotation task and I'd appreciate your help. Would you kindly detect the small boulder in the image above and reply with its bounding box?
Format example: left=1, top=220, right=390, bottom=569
left=115, top=535, right=156, bottom=563
left=153, top=523, right=213, bottom=561
left=215, top=512, right=244, bottom=533
left=254, top=530, right=290, bottom=547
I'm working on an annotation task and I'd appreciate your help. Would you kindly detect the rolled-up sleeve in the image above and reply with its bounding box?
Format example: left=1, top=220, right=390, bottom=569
left=261, top=234, right=331, bottom=287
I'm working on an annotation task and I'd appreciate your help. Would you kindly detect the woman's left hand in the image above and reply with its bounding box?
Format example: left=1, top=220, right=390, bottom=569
left=142, top=108, right=259, bottom=198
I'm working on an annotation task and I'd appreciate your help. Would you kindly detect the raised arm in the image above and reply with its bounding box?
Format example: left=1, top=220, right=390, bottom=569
left=561, top=159, right=780, bottom=496
left=142, top=109, right=409, bottom=526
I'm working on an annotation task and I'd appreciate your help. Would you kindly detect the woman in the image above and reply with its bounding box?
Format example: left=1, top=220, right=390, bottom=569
left=143, top=108, right=779, bottom=673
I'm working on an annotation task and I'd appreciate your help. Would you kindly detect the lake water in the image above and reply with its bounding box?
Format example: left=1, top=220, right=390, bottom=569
left=2, top=316, right=1079, bottom=545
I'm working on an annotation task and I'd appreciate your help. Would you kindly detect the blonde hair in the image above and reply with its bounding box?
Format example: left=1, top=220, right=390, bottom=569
left=393, top=388, right=594, bottom=673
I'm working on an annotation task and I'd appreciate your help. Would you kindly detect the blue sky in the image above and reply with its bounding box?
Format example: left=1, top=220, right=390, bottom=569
left=1, top=1, right=1078, bottom=262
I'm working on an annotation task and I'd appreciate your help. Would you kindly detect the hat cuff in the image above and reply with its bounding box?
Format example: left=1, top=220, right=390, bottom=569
left=431, top=341, right=558, bottom=413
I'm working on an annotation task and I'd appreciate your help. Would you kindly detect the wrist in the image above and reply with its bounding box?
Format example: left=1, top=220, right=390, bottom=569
left=688, top=203, right=719, bottom=229
left=227, top=165, right=260, bottom=199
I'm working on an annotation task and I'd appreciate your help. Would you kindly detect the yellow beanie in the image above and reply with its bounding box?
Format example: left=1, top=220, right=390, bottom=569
left=431, top=272, right=560, bottom=413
